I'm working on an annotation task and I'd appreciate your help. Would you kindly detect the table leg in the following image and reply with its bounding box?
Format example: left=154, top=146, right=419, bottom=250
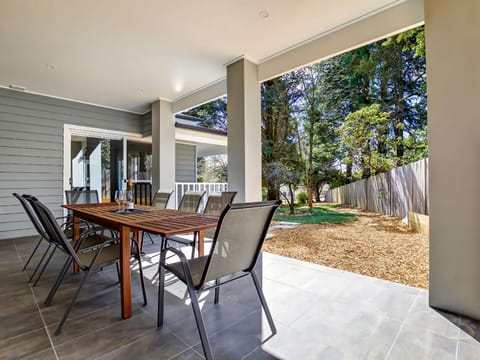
left=198, top=230, right=205, bottom=257
left=119, top=225, right=132, bottom=319
left=73, top=215, right=80, bottom=273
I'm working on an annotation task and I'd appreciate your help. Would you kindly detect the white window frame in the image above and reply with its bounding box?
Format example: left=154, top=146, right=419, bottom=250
left=63, top=124, right=144, bottom=203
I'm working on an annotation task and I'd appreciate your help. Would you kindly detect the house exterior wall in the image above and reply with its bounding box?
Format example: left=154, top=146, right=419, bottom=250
left=0, top=88, right=143, bottom=239
left=175, top=143, right=196, bottom=183
left=143, top=111, right=152, bottom=137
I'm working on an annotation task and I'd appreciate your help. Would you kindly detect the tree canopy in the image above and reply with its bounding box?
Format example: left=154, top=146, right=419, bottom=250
left=184, top=25, right=427, bottom=205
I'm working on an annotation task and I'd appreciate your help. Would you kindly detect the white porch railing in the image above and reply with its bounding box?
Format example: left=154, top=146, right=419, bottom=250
left=175, top=182, right=228, bottom=210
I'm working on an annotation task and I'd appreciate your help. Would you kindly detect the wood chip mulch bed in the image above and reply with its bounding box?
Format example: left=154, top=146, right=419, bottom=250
left=264, top=205, right=429, bottom=289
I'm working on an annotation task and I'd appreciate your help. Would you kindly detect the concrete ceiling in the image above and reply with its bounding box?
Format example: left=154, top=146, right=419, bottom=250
left=0, top=0, right=402, bottom=113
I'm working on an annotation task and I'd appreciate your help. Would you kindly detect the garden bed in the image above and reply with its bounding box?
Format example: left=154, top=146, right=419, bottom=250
left=264, top=204, right=429, bottom=288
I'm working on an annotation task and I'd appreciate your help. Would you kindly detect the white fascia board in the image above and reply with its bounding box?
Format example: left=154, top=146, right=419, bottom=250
left=172, top=79, right=227, bottom=114
left=175, top=127, right=228, bottom=147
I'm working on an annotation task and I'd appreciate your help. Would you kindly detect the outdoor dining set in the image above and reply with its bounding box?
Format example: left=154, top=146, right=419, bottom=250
left=12, top=188, right=281, bottom=360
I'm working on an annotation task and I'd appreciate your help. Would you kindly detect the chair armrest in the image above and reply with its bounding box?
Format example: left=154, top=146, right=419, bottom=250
left=160, top=247, right=198, bottom=289
left=160, top=246, right=189, bottom=265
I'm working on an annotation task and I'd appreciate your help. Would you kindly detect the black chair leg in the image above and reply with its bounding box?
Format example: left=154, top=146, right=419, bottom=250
left=55, top=268, right=91, bottom=335
left=214, top=279, right=220, bottom=304
left=251, top=271, right=277, bottom=335
left=187, top=286, right=214, bottom=360
left=115, top=262, right=121, bottom=282
left=136, top=255, right=147, bottom=306
left=157, top=257, right=166, bottom=327
left=22, top=236, right=44, bottom=271
left=191, top=232, right=197, bottom=259
left=33, top=245, right=58, bottom=287
left=45, top=256, right=73, bottom=306
left=28, top=243, right=52, bottom=283
left=147, top=232, right=154, bottom=245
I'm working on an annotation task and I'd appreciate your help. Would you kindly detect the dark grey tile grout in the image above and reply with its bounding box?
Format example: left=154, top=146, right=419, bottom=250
left=14, top=240, right=60, bottom=360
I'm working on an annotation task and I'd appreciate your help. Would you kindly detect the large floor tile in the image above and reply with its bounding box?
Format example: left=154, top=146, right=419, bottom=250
left=97, top=327, right=188, bottom=360
left=167, top=296, right=257, bottom=348
left=191, top=310, right=265, bottom=360
left=54, top=312, right=156, bottom=360
left=0, top=328, right=53, bottom=360
left=403, top=293, right=460, bottom=339
left=386, top=323, right=457, bottom=360
left=457, top=338, right=480, bottom=360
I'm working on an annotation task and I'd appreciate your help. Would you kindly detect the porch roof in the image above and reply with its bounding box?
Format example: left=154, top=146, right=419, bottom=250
left=0, top=0, right=423, bottom=114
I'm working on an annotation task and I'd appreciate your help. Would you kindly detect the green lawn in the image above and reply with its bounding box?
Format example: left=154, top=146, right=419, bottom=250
left=274, top=205, right=357, bottom=224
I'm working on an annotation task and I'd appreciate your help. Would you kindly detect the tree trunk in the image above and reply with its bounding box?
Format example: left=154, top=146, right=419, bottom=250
left=267, top=184, right=279, bottom=200
left=288, top=184, right=295, bottom=214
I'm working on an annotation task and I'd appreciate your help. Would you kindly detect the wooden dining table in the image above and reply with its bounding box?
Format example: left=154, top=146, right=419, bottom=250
left=62, top=203, right=219, bottom=319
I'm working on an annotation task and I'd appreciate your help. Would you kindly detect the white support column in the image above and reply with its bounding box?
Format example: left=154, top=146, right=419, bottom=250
left=426, top=0, right=480, bottom=319
left=227, top=58, right=262, bottom=202
left=151, top=100, right=175, bottom=193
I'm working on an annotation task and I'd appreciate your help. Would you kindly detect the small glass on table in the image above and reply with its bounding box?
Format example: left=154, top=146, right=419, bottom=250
left=114, top=190, right=125, bottom=212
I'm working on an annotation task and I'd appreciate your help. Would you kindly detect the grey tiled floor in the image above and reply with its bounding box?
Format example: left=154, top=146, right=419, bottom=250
left=1, top=236, right=479, bottom=359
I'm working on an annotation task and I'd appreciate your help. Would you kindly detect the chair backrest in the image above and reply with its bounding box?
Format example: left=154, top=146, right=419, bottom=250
left=134, top=182, right=152, bottom=205
left=28, top=196, right=83, bottom=266
left=12, top=193, right=48, bottom=239
left=178, top=191, right=205, bottom=213
left=203, top=191, right=237, bottom=216
left=201, top=200, right=281, bottom=285
left=152, top=190, right=173, bottom=209
left=65, top=190, right=99, bottom=205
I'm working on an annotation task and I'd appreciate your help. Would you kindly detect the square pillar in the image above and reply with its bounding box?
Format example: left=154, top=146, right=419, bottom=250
left=151, top=100, right=175, bottom=192
left=426, top=0, right=480, bottom=319
left=227, top=58, right=262, bottom=202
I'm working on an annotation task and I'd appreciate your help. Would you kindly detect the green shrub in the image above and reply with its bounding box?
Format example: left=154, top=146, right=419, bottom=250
left=296, top=191, right=307, bottom=204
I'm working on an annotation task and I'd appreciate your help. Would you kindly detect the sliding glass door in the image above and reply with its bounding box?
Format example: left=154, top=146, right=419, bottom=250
left=70, top=136, right=125, bottom=202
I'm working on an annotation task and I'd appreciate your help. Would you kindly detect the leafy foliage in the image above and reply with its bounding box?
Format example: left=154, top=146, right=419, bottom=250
left=181, top=25, right=427, bottom=198
left=341, top=104, right=394, bottom=177
left=184, top=97, right=227, bottom=132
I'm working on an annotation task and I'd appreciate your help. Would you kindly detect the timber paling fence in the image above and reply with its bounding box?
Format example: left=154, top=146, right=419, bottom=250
left=325, top=158, right=429, bottom=218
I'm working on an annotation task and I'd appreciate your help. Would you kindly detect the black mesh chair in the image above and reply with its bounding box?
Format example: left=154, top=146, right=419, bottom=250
left=21, top=195, right=106, bottom=286
left=134, top=182, right=153, bottom=206
left=162, top=191, right=205, bottom=253
left=166, top=191, right=237, bottom=258
left=157, top=200, right=281, bottom=360
left=13, top=193, right=50, bottom=282
left=152, top=190, right=173, bottom=209
left=177, top=191, right=205, bottom=213
left=142, top=190, right=174, bottom=246
left=29, top=197, right=147, bottom=335
left=65, top=189, right=99, bottom=205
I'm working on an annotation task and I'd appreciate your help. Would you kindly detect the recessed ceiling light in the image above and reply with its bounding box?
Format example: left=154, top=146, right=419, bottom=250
left=45, top=63, right=56, bottom=70
left=174, top=83, right=183, bottom=93
left=259, top=10, right=269, bottom=18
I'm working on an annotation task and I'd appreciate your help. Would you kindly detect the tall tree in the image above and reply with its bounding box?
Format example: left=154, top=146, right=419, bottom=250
left=340, top=104, right=394, bottom=177
left=261, top=76, right=302, bottom=200
left=184, top=97, right=228, bottom=131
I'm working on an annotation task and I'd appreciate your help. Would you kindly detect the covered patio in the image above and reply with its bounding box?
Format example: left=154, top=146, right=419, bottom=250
left=1, top=0, right=480, bottom=358
left=2, top=235, right=478, bottom=359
